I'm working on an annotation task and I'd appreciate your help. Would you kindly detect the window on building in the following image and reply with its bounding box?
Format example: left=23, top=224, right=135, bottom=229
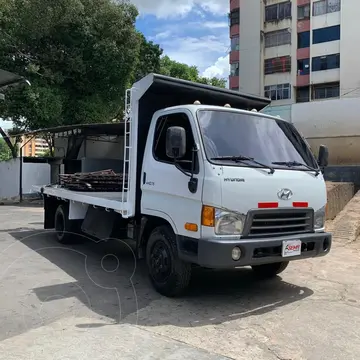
left=153, top=113, right=198, bottom=173
left=230, top=62, right=239, bottom=76
left=313, top=0, right=340, bottom=16
left=297, top=31, right=310, bottom=48
left=264, top=56, right=291, bottom=75
left=297, top=58, right=310, bottom=75
left=298, top=4, right=310, bottom=19
left=264, top=83, right=291, bottom=101
left=231, top=36, right=239, bottom=51
left=312, top=53, right=340, bottom=71
left=229, top=9, right=239, bottom=26
left=313, top=25, right=340, bottom=44
left=265, top=29, right=291, bottom=48
left=296, top=86, right=310, bottom=103
left=312, top=82, right=340, bottom=100
left=265, top=1, right=291, bottom=22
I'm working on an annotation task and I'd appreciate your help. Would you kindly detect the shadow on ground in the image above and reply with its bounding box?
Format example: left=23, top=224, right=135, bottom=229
left=9, top=229, right=314, bottom=329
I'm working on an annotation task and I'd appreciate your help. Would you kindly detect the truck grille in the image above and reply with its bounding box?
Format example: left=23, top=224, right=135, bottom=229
left=244, top=209, right=314, bottom=238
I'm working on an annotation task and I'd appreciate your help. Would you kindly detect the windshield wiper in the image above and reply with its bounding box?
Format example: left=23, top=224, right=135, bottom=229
left=272, top=161, right=320, bottom=176
left=211, top=155, right=275, bottom=174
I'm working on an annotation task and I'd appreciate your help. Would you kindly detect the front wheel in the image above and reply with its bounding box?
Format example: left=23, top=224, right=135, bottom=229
left=146, top=225, right=191, bottom=297
left=251, top=261, right=289, bottom=279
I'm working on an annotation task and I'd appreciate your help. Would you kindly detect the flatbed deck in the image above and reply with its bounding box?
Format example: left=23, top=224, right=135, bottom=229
left=33, top=185, right=128, bottom=212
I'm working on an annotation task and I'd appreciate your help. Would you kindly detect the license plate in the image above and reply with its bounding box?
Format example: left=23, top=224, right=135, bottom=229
left=282, top=240, right=302, bottom=257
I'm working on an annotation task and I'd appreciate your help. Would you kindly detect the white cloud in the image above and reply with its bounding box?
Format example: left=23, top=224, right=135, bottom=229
left=202, top=55, right=229, bottom=79
left=131, top=0, right=226, bottom=18
left=202, top=21, right=228, bottom=29
left=149, top=27, right=230, bottom=82
left=153, top=30, right=172, bottom=41
left=161, top=34, right=229, bottom=74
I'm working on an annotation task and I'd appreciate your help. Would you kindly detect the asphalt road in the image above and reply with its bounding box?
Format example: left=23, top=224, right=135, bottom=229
left=0, top=205, right=360, bottom=360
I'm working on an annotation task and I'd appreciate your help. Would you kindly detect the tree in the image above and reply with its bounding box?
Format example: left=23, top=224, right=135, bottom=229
left=0, top=138, right=12, bottom=161
left=0, top=0, right=226, bottom=136
left=132, top=33, right=163, bottom=82
left=159, top=56, right=226, bottom=88
left=0, top=0, right=141, bottom=131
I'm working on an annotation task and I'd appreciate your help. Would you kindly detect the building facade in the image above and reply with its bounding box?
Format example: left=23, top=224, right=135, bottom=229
left=229, top=0, right=360, bottom=118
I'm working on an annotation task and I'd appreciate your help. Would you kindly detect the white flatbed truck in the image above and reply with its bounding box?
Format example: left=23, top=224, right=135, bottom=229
left=36, top=73, right=332, bottom=297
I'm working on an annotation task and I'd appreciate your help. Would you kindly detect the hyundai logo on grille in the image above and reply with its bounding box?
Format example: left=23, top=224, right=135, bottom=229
left=277, top=188, right=293, bottom=200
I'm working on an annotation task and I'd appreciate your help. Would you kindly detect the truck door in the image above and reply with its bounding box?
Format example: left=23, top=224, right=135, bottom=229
left=141, top=110, right=203, bottom=239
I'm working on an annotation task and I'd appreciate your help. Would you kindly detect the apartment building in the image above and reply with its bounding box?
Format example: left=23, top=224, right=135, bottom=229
left=21, top=136, right=49, bottom=157
left=229, top=0, right=360, bottom=119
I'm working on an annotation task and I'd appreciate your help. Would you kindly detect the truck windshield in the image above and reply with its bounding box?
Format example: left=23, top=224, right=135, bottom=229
left=197, top=110, right=318, bottom=170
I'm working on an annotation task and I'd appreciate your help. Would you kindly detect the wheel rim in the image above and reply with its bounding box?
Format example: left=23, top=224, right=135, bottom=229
left=55, top=212, right=65, bottom=239
left=149, top=240, right=172, bottom=283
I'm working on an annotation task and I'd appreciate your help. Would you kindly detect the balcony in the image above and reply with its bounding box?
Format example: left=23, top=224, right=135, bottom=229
left=297, top=47, right=310, bottom=59
left=230, top=0, right=239, bottom=11
left=297, top=19, right=310, bottom=32
left=296, top=74, right=310, bottom=87
left=229, top=51, right=239, bottom=63
left=229, top=76, right=239, bottom=89
left=230, top=24, right=239, bottom=37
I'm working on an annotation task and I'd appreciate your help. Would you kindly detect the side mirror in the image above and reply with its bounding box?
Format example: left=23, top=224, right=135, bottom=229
left=166, top=126, right=186, bottom=159
left=318, top=144, right=329, bottom=168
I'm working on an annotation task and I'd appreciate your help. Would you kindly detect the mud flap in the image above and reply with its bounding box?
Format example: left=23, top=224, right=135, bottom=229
left=81, top=207, right=117, bottom=240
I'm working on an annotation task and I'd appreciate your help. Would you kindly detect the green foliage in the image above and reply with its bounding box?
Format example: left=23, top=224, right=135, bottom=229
left=40, top=147, right=54, bottom=157
left=132, top=33, right=163, bottom=82
left=159, top=56, right=226, bottom=88
left=0, top=0, right=226, bottom=133
left=0, top=0, right=141, bottom=130
left=0, top=138, right=12, bottom=161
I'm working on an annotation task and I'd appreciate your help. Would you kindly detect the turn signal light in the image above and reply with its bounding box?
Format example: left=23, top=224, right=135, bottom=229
left=201, top=205, right=215, bottom=227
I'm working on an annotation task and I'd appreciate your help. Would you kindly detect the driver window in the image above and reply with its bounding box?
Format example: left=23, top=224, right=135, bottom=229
left=153, top=112, right=198, bottom=173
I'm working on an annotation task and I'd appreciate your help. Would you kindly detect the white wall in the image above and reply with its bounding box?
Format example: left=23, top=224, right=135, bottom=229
left=340, top=0, right=360, bottom=98
left=311, top=40, right=340, bottom=58
left=261, top=104, right=292, bottom=121
left=0, top=158, right=50, bottom=200
left=292, top=97, right=360, bottom=138
left=311, top=68, right=340, bottom=84
left=292, top=97, right=360, bottom=165
left=311, top=11, right=340, bottom=30
left=239, top=0, right=262, bottom=95
left=264, top=44, right=292, bottom=60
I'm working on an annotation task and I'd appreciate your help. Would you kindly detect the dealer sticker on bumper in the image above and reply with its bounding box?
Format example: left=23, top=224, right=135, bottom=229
left=282, top=240, right=302, bottom=257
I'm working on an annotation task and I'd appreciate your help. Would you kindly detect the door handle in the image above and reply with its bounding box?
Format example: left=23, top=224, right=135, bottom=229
left=143, top=172, right=146, bottom=184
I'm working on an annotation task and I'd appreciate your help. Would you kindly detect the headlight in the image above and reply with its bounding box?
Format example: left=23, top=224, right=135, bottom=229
left=314, top=205, right=326, bottom=229
left=215, top=209, right=245, bottom=235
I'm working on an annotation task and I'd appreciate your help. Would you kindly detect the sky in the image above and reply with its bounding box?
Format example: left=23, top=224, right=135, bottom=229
left=133, top=0, right=230, bottom=79
left=0, top=0, right=230, bottom=130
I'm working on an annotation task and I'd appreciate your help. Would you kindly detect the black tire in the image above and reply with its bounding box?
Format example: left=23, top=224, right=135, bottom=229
left=54, top=204, right=81, bottom=244
left=251, top=261, right=289, bottom=279
left=146, top=225, right=192, bottom=297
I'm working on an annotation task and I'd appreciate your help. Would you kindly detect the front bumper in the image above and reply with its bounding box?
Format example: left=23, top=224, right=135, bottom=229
left=180, top=232, right=331, bottom=269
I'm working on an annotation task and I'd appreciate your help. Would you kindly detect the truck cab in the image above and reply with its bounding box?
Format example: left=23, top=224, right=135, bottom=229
left=139, top=101, right=331, bottom=296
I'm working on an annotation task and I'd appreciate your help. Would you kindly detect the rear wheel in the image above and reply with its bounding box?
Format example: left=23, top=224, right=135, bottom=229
left=54, top=204, right=81, bottom=244
left=251, top=261, right=289, bottom=279
left=146, top=225, right=191, bottom=297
